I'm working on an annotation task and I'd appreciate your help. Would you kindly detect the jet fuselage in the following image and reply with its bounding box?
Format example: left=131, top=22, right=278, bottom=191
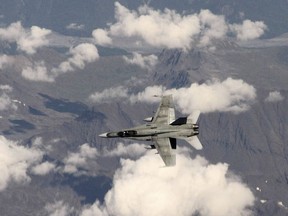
left=100, top=123, right=199, bottom=141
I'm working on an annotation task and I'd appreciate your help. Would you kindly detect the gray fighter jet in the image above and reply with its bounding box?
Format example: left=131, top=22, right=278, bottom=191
left=99, top=95, right=202, bottom=166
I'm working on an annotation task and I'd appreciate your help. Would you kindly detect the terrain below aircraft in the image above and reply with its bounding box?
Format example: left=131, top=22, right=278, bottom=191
left=99, top=95, right=203, bottom=166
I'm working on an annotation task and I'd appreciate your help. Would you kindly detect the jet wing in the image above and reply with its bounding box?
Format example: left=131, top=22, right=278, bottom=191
left=152, top=95, right=175, bottom=125
left=153, top=137, right=176, bottom=166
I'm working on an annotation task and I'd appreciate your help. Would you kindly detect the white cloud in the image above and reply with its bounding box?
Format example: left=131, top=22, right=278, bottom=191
left=66, top=23, right=85, bottom=30
left=92, top=28, right=112, bottom=46
left=164, top=78, right=257, bottom=114
left=102, top=143, right=147, bottom=159
left=198, top=9, right=228, bottom=46
left=21, top=61, right=54, bottom=82
left=63, top=144, right=99, bottom=175
left=81, top=152, right=255, bottom=216
left=92, top=78, right=256, bottom=114
left=31, top=161, right=56, bottom=176
left=230, top=20, right=267, bottom=41
left=52, top=43, right=99, bottom=75
left=136, top=78, right=257, bottom=114
left=45, top=200, right=74, bottom=216
left=0, top=136, right=43, bottom=191
left=265, top=91, right=284, bottom=103
left=123, top=52, right=158, bottom=69
left=18, top=25, right=51, bottom=54
left=0, top=93, right=17, bottom=111
left=92, top=2, right=267, bottom=50
left=0, top=21, right=51, bottom=54
left=21, top=43, right=99, bottom=82
left=0, top=85, right=17, bottom=111
left=129, top=85, right=165, bottom=103
left=89, top=86, right=129, bottom=103
left=108, top=2, right=201, bottom=50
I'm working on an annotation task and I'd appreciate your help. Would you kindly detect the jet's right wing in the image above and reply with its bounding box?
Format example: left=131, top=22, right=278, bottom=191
left=152, top=95, right=175, bottom=125
left=153, top=137, right=176, bottom=166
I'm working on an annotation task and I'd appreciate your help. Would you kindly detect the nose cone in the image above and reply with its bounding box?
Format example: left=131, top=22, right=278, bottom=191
left=99, top=133, right=108, bottom=138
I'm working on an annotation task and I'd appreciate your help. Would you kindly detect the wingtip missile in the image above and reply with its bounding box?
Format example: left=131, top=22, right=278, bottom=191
left=99, top=133, right=108, bottom=138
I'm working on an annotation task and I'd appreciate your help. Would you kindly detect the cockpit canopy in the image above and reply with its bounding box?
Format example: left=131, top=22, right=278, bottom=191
left=117, top=130, right=137, bottom=137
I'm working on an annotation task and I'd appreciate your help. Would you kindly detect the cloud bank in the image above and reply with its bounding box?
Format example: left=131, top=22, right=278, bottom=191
left=0, top=21, right=51, bottom=54
left=89, top=78, right=257, bottom=114
left=22, top=43, right=99, bottom=82
left=92, top=2, right=267, bottom=50
left=81, top=152, right=255, bottom=216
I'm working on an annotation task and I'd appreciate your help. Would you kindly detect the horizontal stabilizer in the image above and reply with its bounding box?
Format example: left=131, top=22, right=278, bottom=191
left=185, top=136, right=203, bottom=150
left=187, top=110, right=200, bottom=124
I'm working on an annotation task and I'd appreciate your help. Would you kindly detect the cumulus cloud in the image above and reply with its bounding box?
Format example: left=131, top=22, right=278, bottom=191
left=63, top=144, right=99, bottom=175
left=21, top=43, right=99, bottom=82
left=0, top=85, right=17, bottom=111
left=0, top=21, right=51, bottom=54
left=31, top=161, right=56, bottom=176
left=89, top=86, right=129, bottom=103
left=92, top=28, right=112, bottom=46
left=132, top=78, right=257, bottom=114
left=129, top=85, right=165, bottom=103
left=123, top=52, right=158, bottom=69
left=90, top=78, right=256, bottom=114
left=102, top=143, right=147, bottom=159
left=66, top=23, right=85, bottom=30
left=22, top=61, right=54, bottom=82
left=0, top=136, right=43, bottom=191
left=92, top=2, right=267, bottom=50
left=52, top=43, right=99, bottom=75
left=0, top=93, right=17, bottom=111
left=198, top=9, right=228, bottom=46
left=81, top=152, right=255, bottom=216
left=165, top=78, right=256, bottom=114
left=265, top=91, right=284, bottom=103
left=230, top=20, right=267, bottom=41
left=45, top=200, right=74, bottom=216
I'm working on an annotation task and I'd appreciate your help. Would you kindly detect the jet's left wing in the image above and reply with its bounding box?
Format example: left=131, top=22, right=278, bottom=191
left=153, top=137, right=176, bottom=166
left=152, top=95, right=175, bottom=125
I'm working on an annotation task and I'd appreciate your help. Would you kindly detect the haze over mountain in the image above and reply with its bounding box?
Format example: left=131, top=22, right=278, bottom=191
left=0, top=1, right=288, bottom=215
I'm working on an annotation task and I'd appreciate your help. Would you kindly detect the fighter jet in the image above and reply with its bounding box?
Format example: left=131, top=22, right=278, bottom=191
left=99, top=95, right=202, bottom=166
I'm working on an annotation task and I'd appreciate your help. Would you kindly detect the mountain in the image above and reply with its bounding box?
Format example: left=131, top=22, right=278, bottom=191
left=1, top=1, right=288, bottom=215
